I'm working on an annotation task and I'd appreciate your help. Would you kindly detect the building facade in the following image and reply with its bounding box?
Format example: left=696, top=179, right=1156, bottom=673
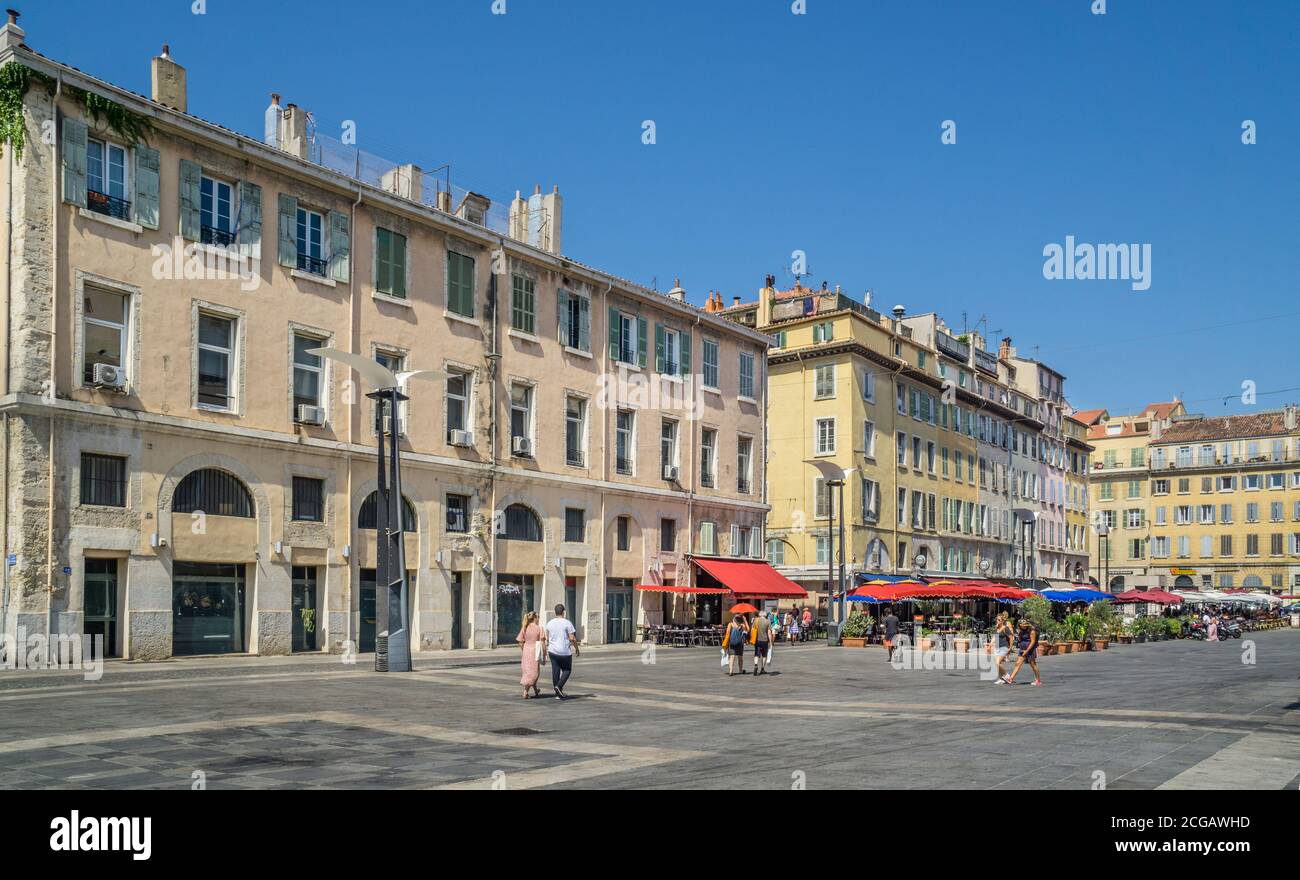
left=0, top=27, right=770, bottom=660
left=717, top=280, right=1090, bottom=605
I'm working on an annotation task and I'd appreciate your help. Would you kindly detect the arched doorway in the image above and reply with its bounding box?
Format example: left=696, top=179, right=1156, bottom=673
left=1109, top=576, right=1126, bottom=591
left=1174, top=575, right=1194, bottom=589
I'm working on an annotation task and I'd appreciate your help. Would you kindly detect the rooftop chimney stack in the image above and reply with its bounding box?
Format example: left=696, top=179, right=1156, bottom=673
left=151, top=44, right=187, bottom=112
left=999, top=336, right=1013, bottom=361
left=264, top=93, right=282, bottom=149
left=891, top=305, right=906, bottom=320
left=732, top=295, right=742, bottom=308
left=667, top=278, right=686, bottom=302
left=381, top=163, right=422, bottom=202
left=280, top=103, right=310, bottom=160
left=1, top=9, right=24, bottom=50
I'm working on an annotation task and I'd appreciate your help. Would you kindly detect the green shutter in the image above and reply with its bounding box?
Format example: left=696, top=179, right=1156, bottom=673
left=237, top=181, right=262, bottom=259
left=61, top=118, right=87, bottom=207
left=654, top=323, right=665, bottom=373
left=392, top=233, right=406, bottom=297
left=134, top=146, right=160, bottom=229
left=637, top=317, right=648, bottom=368
left=578, top=295, right=590, bottom=352
left=608, top=307, right=621, bottom=360
left=329, top=210, right=350, bottom=282
left=178, top=159, right=201, bottom=240
left=679, top=330, right=691, bottom=376
left=375, top=228, right=391, bottom=293
left=277, top=193, right=297, bottom=267
left=556, top=288, right=569, bottom=344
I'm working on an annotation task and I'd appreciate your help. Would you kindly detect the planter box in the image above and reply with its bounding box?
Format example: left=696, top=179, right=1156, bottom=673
left=841, top=637, right=868, bottom=648
left=1091, top=639, right=1109, bottom=650
left=1067, top=640, right=1085, bottom=653
left=954, top=638, right=971, bottom=653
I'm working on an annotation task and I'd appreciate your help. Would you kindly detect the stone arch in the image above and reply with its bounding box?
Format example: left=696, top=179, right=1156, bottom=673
left=157, top=452, right=271, bottom=550
left=493, top=492, right=550, bottom=543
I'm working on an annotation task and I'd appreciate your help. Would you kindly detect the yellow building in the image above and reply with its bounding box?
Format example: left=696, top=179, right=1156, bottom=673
left=717, top=281, right=1080, bottom=606
left=1145, top=409, right=1300, bottom=594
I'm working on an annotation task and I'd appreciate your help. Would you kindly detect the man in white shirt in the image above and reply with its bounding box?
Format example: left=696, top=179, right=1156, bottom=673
left=545, top=604, right=579, bottom=699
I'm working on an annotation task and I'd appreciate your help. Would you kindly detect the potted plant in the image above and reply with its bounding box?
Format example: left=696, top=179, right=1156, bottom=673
left=1112, top=620, right=1132, bottom=644
left=953, top=626, right=973, bottom=653
left=1063, top=612, right=1089, bottom=652
left=840, top=612, right=871, bottom=648
left=1086, top=600, right=1115, bottom=649
left=1020, top=594, right=1055, bottom=655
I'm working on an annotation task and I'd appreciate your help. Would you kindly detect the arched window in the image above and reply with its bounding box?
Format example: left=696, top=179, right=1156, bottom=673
left=173, top=468, right=254, bottom=518
left=1242, top=575, right=1263, bottom=588
left=357, top=491, right=416, bottom=532
left=501, top=503, right=542, bottom=541
left=1174, top=575, right=1194, bottom=588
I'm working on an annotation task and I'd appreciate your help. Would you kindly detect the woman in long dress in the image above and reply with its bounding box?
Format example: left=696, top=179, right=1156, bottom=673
left=517, top=611, right=544, bottom=699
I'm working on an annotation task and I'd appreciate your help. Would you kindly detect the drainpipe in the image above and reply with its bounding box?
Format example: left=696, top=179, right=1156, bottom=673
left=486, top=238, right=505, bottom=647
left=45, top=73, right=63, bottom=614
left=886, top=359, right=906, bottom=573
left=344, top=184, right=362, bottom=652
left=598, top=279, right=610, bottom=636
left=1, top=127, right=12, bottom=633
left=686, top=311, right=700, bottom=581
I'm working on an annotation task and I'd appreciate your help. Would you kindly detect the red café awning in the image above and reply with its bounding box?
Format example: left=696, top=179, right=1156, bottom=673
left=690, top=557, right=809, bottom=599
left=635, top=584, right=727, bottom=595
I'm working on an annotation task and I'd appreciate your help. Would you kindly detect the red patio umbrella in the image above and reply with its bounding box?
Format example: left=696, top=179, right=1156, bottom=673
left=729, top=603, right=759, bottom=615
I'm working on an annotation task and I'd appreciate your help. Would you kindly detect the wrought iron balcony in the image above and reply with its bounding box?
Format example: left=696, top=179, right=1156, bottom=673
left=87, top=189, right=131, bottom=221
left=202, top=225, right=237, bottom=248
left=296, top=251, right=328, bottom=276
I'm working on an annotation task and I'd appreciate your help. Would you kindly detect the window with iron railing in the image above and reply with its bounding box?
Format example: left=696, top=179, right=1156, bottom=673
left=80, top=453, right=126, bottom=508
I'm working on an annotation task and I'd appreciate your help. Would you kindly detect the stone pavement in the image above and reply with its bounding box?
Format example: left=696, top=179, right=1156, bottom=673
left=1, top=631, right=1297, bottom=790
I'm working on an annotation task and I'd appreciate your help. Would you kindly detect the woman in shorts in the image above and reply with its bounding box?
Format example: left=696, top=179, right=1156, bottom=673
left=992, top=612, right=1014, bottom=684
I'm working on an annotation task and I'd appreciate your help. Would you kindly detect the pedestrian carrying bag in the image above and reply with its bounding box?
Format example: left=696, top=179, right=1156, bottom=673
left=720, top=648, right=728, bottom=668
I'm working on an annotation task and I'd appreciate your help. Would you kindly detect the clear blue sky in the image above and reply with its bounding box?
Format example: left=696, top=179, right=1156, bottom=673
left=31, top=0, right=1300, bottom=416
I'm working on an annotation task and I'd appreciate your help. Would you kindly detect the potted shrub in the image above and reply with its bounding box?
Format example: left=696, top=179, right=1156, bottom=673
left=1020, top=594, right=1055, bottom=655
left=953, top=627, right=973, bottom=653
left=840, top=612, right=870, bottom=648
left=1063, top=612, right=1089, bottom=653
left=1086, top=600, right=1115, bottom=649
left=1165, top=617, right=1183, bottom=640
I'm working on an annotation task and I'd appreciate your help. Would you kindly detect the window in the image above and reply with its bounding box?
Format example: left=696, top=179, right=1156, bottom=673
left=1271, top=501, right=1284, bottom=523
left=510, top=384, right=533, bottom=454
left=702, top=337, right=719, bottom=388
left=566, top=396, right=587, bottom=467
left=739, top=352, right=755, bottom=399
left=357, top=491, right=416, bottom=532
left=564, top=507, right=585, bottom=543
left=1268, top=472, right=1285, bottom=490
left=815, top=535, right=830, bottom=566
left=616, top=410, right=635, bottom=475
left=812, top=321, right=834, bottom=342
left=375, top=228, right=407, bottom=298
left=1152, top=536, right=1169, bottom=557
left=896, top=383, right=907, bottom=415
left=862, top=369, right=876, bottom=402
left=502, top=504, right=541, bottom=541
left=446, top=251, right=475, bottom=317
left=291, top=476, right=324, bottom=522
left=82, top=286, right=128, bottom=385
left=616, top=516, right=630, bottom=551
left=1246, top=503, right=1259, bottom=523
left=558, top=289, right=590, bottom=351
left=1246, top=534, right=1259, bottom=556
left=510, top=274, right=536, bottom=334
left=197, top=313, right=235, bottom=410
left=446, top=494, right=469, bottom=533
left=660, top=518, right=676, bottom=552
left=610, top=310, right=644, bottom=366
left=765, top=538, right=784, bottom=565
left=1152, top=479, right=1169, bottom=495
left=861, top=477, right=880, bottom=522
left=80, top=453, right=126, bottom=507
left=199, top=174, right=235, bottom=246
left=701, top=429, right=717, bottom=487
left=1201, top=535, right=1213, bottom=557
left=814, top=478, right=829, bottom=519
left=698, top=521, right=717, bottom=555
left=1244, top=474, right=1261, bottom=491
left=374, top=349, right=406, bottom=431
left=737, top=436, right=753, bottom=493
left=815, top=418, right=836, bottom=455
left=446, top=370, right=470, bottom=439
left=862, top=421, right=876, bottom=458
left=897, top=432, right=907, bottom=466
left=1221, top=534, right=1233, bottom=556
left=814, top=365, right=835, bottom=399
left=1270, top=533, right=1283, bottom=556
left=292, top=333, right=324, bottom=416
left=656, top=325, right=686, bottom=375
left=295, top=207, right=326, bottom=275
left=86, top=138, right=130, bottom=219
left=174, top=468, right=253, bottom=518
left=660, top=419, right=679, bottom=473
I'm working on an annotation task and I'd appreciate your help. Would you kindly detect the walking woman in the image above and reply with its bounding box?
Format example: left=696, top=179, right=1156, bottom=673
left=993, top=612, right=1015, bottom=684
left=725, top=613, right=750, bottom=676
left=516, top=611, right=544, bottom=699
left=1006, top=618, right=1042, bottom=686
left=786, top=609, right=799, bottom=644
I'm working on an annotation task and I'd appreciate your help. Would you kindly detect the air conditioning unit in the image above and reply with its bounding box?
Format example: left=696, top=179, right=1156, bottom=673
left=662, top=465, right=679, bottom=482
left=295, top=404, right=324, bottom=426
left=382, top=415, right=405, bottom=436
left=512, top=436, right=532, bottom=456
left=448, top=429, right=474, bottom=447
left=91, top=363, right=127, bottom=390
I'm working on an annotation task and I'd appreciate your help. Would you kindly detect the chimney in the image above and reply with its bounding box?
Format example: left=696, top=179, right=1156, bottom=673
left=732, top=295, right=742, bottom=308
left=264, top=93, right=283, bottom=148
left=1286, top=404, right=1298, bottom=431
left=999, top=336, right=1013, bottom=361
left=508, top=190, right=527, bottom=243
left=667, top=277, right=686, bottom=302
left=1, top=9, right=24, bottom=50
left=279, top=102, right=310, bottom=160
left=891, top=305, right=906, bottom=320
left=151, top=44, right=187, bottom=112
left=381, top=163, right=422, bottom=202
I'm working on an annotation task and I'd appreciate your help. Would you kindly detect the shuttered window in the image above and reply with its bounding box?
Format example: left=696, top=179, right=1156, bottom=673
left=447, top=251, right=475, bottom=316
left=375, top=228, right=407, bottom=298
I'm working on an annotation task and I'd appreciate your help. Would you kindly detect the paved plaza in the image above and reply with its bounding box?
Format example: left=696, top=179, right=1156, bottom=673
left=2, top=631, right=1298, bottom=790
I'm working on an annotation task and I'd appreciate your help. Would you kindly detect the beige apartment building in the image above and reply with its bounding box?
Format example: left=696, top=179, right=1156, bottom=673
left=0, top=22, right=769, bottom=660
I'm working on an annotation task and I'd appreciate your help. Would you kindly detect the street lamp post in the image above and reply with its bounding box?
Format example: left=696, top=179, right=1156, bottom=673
left=308, top=347, right=450, bottom=673
left=805, top=460, right=856, bottom=635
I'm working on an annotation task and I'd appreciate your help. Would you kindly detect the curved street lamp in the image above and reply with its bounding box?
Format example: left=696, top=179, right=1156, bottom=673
left=307, top=347, right=451, bottom=673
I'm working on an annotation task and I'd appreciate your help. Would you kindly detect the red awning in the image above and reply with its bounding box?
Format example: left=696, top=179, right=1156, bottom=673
left=635, top=584, right=728, bottom=594
left=690, top=557, right=809, bottom=599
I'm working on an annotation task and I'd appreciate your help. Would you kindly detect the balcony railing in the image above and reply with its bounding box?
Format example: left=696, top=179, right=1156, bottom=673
left=202, top=225, right=237, bottom=248
left=701, top=472, right=715, bottom=489
left=566, top=451, right=585, bottom=468
left=87, top=189, right=131, bottom=221
left=296, top=251, right=328, bottom=276
left=737, top=479, right=751, bottom=494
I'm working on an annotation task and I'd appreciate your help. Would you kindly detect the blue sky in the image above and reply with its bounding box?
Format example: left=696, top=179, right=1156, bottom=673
left=32, top=0, right=1300, bottom=415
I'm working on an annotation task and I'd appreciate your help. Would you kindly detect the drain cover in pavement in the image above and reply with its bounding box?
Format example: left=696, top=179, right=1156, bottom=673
left=491, top=727, right=543, bottom=737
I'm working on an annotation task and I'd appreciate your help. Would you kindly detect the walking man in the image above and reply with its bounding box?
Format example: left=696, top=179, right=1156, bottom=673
left=750, top=611, right=772, bottom=675
left=1006, top=618, right=1042, bottom=686
left=546, top=604, right=579, bottom=699
left=881, top=605, right=900, bottom=663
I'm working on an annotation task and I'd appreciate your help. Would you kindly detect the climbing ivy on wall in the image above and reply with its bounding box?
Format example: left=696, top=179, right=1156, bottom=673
left=0, top=61, right=153, bottom=160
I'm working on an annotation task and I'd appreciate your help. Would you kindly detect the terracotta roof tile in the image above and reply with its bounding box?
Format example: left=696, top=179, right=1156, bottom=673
left=1154, top=411, right=1297, bottom=445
